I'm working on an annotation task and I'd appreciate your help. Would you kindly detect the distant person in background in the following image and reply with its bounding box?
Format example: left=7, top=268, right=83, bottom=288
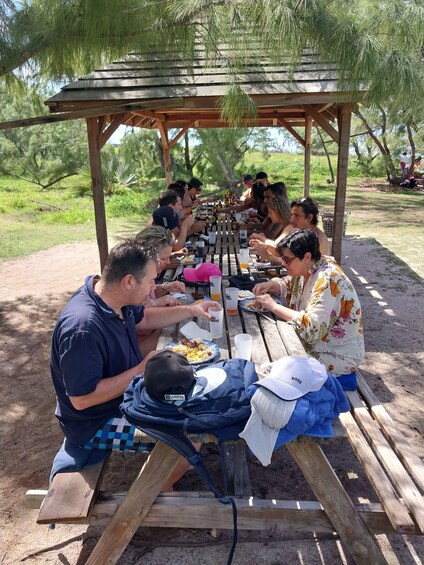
left=187, top=177, right=203, bottom=209
left=175, top=179, right=192, bottom=212
left=240, top=173, right=255, bottom=200
left=400, top=151, right=408, bottom=175
left=255, top=171, right=270, bottom=187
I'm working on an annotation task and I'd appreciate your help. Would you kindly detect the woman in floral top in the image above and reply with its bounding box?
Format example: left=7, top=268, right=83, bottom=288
left=253, top=229, right=364, bottom=382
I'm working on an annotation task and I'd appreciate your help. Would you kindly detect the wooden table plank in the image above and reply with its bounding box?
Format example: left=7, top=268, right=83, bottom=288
left=339, top=411, right=415, bottom=533
left=357, top=372, right=424, bottom=492
left=347, top=390, right=424, bottom=533
left=37, top=457, right=109, bottom=524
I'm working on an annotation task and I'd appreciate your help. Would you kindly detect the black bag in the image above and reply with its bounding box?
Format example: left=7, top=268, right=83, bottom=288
left=228, top=274, right=268, bottom=291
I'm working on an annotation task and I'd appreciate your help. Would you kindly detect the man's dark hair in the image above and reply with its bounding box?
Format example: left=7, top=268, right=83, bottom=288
left=251, top=180, right=265, bottom=202
left=255, top=171, right=268, bottom=181
left=159, top=189, right=179, bottom=207
left=102, top=238, right=157, bottom=285
left=188, top=177, right=203, bottom=190
left=277, top=228, right=321, bottom=262
left=290, top=196, right=319, bottom=226
left=167, top=182, right=185, bottom=200
left=264, top=182, right=287, bottom=199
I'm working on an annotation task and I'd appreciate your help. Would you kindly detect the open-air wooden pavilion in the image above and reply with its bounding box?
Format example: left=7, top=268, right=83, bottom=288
left=42, top=48, right=365, bottom=267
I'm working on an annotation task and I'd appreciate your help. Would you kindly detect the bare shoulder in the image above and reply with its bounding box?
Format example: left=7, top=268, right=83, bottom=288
left=316, top=227, right=329, bottom=254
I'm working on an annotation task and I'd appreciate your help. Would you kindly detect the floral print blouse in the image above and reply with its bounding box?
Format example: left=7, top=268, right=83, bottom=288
left=275, top=257, right=365, bottom=376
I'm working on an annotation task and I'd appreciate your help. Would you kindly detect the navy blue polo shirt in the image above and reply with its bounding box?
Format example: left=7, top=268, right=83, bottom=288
left=51, top=275, right=144, bottom=445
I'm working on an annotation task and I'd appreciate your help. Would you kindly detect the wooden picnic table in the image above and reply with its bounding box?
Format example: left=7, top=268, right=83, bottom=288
left=29, top=210, right=424, bottom=565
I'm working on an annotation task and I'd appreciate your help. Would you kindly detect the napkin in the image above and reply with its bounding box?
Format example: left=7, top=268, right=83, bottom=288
left=180, top=321, right=212, bottom=341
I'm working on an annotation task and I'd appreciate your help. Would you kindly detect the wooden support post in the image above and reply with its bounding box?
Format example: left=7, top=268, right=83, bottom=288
left=86, top=117, right=108, bottom=270
left=304, top=116, right=312, bottom=197
left=86, top=441, right=183, bottom=565
left=287, top=440, right=387, bottom=565
left=332, top=104, right=352, bottom=264
left=158, top=122, right=172, bottom=185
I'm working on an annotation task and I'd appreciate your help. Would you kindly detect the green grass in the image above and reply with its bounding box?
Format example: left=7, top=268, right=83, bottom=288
left=1, top=155, right=423, bottom=280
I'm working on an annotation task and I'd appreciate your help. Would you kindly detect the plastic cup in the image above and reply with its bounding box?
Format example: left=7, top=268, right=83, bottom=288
left=235, top=333, right=253, bottom=361
left=239, top=229, right=248, bottom=245
left=209, top=231, right=217, bottom=245
left=220, top=213, right=226, bottom=220
left=239, top=247, right=249, bottom=269
left=225, top=287, right=239, bottom=315
left=196, top=239, right=205, bottom=258
left=209, top=275, right=222, bottom=300
left=209, top=305, right=224, bottom=339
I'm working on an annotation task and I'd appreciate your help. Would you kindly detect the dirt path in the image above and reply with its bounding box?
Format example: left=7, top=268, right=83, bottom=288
left=0, top=238, right=423, bottom=564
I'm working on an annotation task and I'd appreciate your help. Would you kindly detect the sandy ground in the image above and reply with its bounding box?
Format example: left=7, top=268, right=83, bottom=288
left=0, top=236, right=423, bottom=564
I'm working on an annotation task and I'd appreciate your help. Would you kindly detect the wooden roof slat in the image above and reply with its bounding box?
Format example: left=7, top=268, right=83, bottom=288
left=48, top=81, right=351, bottom=104
left=83, top=63, right=339, bottom=79
left=64, top=71, right=340, bottom=91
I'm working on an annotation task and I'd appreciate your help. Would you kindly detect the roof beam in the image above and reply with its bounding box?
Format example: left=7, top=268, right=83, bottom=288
left=303, top=105, right=340, bottom=144
left=169, top=122, right=195, bottom=148
left=277, top=118, right=305, bottom=147
left=99, top=113, right=130, bottom=148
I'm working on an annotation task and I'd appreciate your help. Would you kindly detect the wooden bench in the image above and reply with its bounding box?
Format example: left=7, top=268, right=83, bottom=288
left=26, top=384, right=424, bottom=535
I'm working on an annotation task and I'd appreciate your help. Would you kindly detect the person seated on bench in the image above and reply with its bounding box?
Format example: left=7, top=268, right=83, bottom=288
left=242, top=183, right=289, bottom=236
left=249, top=196, right=329, bottom=264
left=135, top=225, right=188, bottom=356
left=252, top=229, right=364, bottom=390
left=49, top=236, right=217, bottom=487
left=152, top=190, right=197, bottom=250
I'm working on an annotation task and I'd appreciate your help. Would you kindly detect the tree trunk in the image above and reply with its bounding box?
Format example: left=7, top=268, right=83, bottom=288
left=355, top=109, right=397, bottom=183
left=317, top=127, right=334, bottom=183
left=184, top=131, right=193, bottom=177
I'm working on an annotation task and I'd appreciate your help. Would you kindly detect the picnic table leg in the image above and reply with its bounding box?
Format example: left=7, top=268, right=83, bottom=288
left=86, top=441, right=183, bottom=565
left=287, top=440, right=388, bottom=565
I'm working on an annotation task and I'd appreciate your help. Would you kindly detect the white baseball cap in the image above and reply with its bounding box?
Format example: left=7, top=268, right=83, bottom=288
left=257, top=356, right=328, bottom=401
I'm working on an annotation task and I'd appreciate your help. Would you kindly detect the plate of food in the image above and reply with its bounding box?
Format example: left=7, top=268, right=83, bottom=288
left=179, top=255, right=198, bottom=265
left=163, top=338, right=219, bottom=365
left=239, top=296, right=283, bottom=313
left=170, top=292, right=195, bottom=304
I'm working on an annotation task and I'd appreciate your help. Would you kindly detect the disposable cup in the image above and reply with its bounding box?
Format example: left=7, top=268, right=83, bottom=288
left=235, top=333, right=253, bottom=361
left=196, top=239, right=205, bottom=258
left=209, top=231, right=217, bottom=245
left=239, top=229, right=248, bottom=245
left=209, top=275, right=222, bottom=301
left=209, top=305, right=224, bottom=339
left=225, top=287, right=239, bottom=315
left=239, top=247, right=249, bottom=269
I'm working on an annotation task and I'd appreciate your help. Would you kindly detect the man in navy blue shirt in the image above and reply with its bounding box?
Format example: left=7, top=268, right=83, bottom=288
left=50, top=237, right=216, bottom=479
